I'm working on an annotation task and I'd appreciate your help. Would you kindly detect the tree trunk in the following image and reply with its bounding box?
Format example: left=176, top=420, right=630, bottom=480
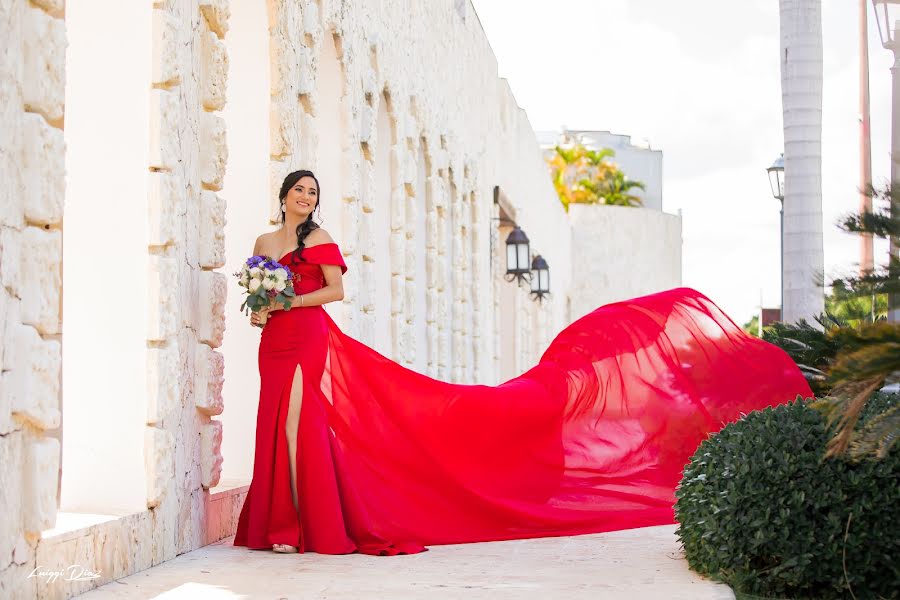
left=779, top=0, right=825, bottom=324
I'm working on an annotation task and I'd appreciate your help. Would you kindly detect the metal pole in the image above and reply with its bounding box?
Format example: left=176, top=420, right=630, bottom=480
left=780, top=201, right=785, bottom=317
left=890, top=51, right=900, bottom=322
left=861, top=0, right=874, bottom=274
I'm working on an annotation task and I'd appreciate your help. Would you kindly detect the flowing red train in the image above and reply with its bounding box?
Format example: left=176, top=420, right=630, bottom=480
left=233, top=242, right=811, bottom=555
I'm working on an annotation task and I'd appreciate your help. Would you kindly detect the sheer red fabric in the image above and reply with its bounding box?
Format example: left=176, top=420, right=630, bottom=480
left=234, top=243, right=812, bottom=555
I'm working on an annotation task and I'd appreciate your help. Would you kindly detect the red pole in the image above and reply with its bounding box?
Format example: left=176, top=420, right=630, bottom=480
left=860, top=0, right=874, bottom=274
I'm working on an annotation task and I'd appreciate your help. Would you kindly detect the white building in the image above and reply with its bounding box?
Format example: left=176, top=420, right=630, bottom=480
left=0, top=1, right=681, bottom=597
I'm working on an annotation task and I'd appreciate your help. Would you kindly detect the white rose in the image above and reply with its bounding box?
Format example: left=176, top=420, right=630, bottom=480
left=274, top=268, right=288, bottom=281
left=249, top=278, right=262, bottom=292
left=275, top=279, right=286, bottom=292
left=262, top=277, right=276, bottom=290
left=249, top=267, right=261, bottom=278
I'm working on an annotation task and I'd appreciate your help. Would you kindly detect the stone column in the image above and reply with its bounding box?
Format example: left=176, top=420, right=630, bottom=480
left=0, top=2, right=65, bottom=593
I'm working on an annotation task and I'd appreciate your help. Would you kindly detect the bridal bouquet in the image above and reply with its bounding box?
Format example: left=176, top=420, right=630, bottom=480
left=234, top=256, right=296, bottom=316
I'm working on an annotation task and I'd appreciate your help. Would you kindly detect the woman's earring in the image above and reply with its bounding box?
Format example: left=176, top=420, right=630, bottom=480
left=281, top=202, right=285, bottom=211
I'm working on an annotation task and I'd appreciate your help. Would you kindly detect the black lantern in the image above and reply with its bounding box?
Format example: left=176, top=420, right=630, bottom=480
left=504, top=226, right=531, bottom=284
left=766, top=153, right=784, bottom=202
left=872, top=0, right=900, bottom=49
left=530, top=255, right=550, bottom=302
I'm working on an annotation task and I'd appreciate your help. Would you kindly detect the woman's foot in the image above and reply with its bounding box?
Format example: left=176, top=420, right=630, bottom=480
left=272, top=544, right=299, bottom=553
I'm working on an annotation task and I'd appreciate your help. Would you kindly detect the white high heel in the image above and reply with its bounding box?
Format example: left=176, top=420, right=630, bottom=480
left=272, top=544, right=299, bottom=553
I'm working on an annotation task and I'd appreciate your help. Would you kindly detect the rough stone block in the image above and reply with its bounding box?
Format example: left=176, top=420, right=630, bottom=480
left=0, top=430, right=22, bottom=564
left=199, top=191, right=226, bottom=268
left=9, top=323, right=60, bottom=430
left=148, top=171, right=181, bottom=247
left=426, top=288, right=439, bottom=322
left=390, top=274, right=404, bottom=314
left=200, top=0, right=230, bottom=38
left=389, top=231, right=404, bottom=276
left=22, top=437, right=59, bottom=533
left=436, top=212, right=447, bottom=251
left=302, top=0, right=319, bottom=34
left=146, top=341, right=179, bottom=425
left=359, top=105, right=375, bottom=146
left=22, top=7, right=64, bottom=121
left=358, top=259, right=375, bottom=312
left=19, top=227, right=61, bottom=335
left=152, top=8, right=180, bottom=86
left=0, top=285, right=16, bottom=380
left=200, top=419, right=223, bottom=489
left=195, top=344, right=224, bottom=416
left=201, top=112, right=227, bottom=190
left=404, top=279, right=417, bottom=322
left=340, top=200, right=359, bottom=257
left=22, top=113, right=64, bottom=226
left=390, top=187, right=406, bottom=232
left=149, top=88, right=178, bottom=171
left=354, top=310, right=372, bottom=345
left=198, top=270, right=226, bottom=347
left=147, top=255, right=178, bottom=341
left=201, top=30, right=228, bottom=111
left=436, top=259, right=447, bottom=290
left=0, top=227, right=21, bottom=297
left=404, top=237, right=416, bottom=279
left=145, top=426, right=174, bottom=508
left=390, top=316, right=402, bottom=360
left=426, top=253, right=439, bottom=289
left=32, top=0, right=64, bottom=12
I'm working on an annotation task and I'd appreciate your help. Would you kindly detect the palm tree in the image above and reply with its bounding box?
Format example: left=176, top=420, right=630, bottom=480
left=779, top=0, right=825, bottom=324
left=546, top=144, right=644, bottom=210
left=587, top=170, right=646, bottom=207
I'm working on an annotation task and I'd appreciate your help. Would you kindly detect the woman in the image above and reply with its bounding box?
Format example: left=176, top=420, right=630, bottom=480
left=233, top=169, right=812, bottom=556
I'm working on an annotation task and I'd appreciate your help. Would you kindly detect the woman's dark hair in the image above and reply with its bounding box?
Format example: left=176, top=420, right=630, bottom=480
left=279, top=169, right=321, bottom=264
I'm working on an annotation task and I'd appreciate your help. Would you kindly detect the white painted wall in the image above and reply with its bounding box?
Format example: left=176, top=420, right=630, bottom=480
left=567, top=204, right=683, bottom=322
left=61, top=0, right=152, bottom=513
left=219, top=0, right=269, bottom=484
left=373, top=97, right=393, bottom=357
left=315, top=32, right=346, bottom=329
left=414, top=146, right=428, bottom=374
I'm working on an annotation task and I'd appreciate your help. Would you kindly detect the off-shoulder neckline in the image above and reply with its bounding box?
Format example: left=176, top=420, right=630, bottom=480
left=278, top=242, right=338, bottom=262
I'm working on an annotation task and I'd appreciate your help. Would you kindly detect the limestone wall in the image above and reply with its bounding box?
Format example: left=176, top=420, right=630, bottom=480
left=568, top=204, right=683, bottom=322
left=0, top=0, right=66, bottom=596
left=0, top=1, right=681, bottom=598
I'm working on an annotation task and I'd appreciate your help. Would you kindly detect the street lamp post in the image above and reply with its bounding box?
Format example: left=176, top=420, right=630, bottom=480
left=767, top=153, right=786, bottom=317
left=872, top=0, right=900, bottom=322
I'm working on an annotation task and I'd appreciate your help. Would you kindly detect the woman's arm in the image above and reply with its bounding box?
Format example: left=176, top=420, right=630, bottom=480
left=269, top=263, right=344, bottom=310
left=249, top=235, right=268, bottom=327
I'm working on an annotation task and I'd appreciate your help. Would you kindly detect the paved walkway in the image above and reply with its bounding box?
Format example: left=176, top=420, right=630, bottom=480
left=79, top=525, right=733, bottom=599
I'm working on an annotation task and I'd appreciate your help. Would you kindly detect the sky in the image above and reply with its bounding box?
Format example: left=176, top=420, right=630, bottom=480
left=470, top=0, right=894, bottom=325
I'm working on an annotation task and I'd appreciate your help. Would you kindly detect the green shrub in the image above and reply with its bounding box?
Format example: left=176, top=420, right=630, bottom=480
left=675, top=395, right=900, bottom=599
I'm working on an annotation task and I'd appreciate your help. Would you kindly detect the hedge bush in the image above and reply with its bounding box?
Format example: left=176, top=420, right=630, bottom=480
left=675, top=394, right=899, bottom=599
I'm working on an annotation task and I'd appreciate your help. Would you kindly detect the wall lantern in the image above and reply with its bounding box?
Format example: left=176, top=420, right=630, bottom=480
left=530, top=255, right=550, bottom=302
left=505, top=226, right=531, bottom=284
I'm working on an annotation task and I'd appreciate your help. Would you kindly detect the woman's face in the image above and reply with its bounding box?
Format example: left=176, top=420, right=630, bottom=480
left=284, top=175, right=318, bottom=219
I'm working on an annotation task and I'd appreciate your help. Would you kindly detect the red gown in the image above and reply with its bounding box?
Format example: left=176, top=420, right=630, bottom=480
left=233, top=242, right=811, bottom=555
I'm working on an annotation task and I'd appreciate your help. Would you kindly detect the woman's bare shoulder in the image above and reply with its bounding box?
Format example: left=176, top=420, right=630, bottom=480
left=253, top=231, right=278, bottom=254
left=305, top=228, right=334, bottom=246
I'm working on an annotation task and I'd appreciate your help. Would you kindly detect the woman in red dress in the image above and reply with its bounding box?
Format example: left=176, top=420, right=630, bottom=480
left=233, top=169, right=812, bottom=556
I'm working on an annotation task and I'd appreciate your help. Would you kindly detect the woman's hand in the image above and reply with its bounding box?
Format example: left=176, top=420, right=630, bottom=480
left=250, top=307, right=270, bottom=328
